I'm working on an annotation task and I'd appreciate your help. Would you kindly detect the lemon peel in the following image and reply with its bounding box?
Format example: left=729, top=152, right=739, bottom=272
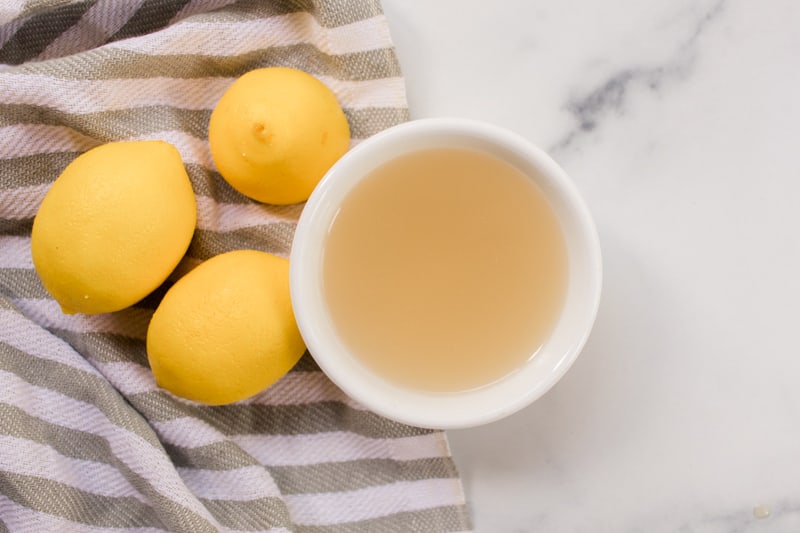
left=146, top=250, right=306, bottom=405
left=31, top=141, right=196, bottom=314
left=208, top=67, right=351, bottom=205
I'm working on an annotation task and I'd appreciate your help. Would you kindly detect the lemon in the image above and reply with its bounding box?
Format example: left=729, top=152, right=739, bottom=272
left=31, top=141, right=196, bottom=314
left=208, top=67, right=350, bottom=205
left=146, top=250, right=306, bottom=405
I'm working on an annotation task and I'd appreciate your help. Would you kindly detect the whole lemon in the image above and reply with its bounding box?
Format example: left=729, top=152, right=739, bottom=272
left=146, top=250, right=306, bottom=405
left=31, top=141, right=196, bottom=314
left=208, top=67, right=351, bottom=205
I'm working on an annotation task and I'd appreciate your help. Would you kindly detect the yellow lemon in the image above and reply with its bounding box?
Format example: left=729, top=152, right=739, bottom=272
left=146, top=250, right=306, bottom=405
left=208, top=67, right=350, bottom=205
left=31, top=141, right=196, bottom=314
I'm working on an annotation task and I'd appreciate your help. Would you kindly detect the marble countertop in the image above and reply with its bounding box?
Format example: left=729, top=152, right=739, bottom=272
left=381, top=0, right=800, bottom=531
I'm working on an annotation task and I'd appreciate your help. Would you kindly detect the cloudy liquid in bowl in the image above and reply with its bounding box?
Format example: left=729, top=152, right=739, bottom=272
left=322, top=147, right=568, bottom=392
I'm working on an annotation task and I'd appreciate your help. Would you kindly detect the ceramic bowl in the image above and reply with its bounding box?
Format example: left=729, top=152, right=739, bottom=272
left=290, top=118, right=602, bottom=429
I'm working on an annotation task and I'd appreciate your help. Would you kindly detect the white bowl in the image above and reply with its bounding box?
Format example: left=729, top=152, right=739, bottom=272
left=290, top=118, right=602, bottom=429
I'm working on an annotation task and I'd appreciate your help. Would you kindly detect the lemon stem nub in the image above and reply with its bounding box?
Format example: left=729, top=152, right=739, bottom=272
left=252, top=122, right=271, bottom=143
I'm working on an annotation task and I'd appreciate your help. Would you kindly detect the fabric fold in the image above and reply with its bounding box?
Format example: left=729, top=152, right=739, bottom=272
left=0, top=1, right=472, bottom=531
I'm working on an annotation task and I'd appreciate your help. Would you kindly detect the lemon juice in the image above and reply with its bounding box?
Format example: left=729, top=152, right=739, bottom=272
left=322, top=147, right=569, bottom=392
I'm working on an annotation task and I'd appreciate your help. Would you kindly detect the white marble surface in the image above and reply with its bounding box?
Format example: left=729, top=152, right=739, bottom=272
left=381, top=0, right=800, bottom=531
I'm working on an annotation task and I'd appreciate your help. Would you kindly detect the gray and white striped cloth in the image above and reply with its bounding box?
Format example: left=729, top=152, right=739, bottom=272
left=0, top=1, right=472, bottom=531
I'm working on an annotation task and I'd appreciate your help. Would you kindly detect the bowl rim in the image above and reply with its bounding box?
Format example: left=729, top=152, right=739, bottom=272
left=290, top=117, right=602, bottom=429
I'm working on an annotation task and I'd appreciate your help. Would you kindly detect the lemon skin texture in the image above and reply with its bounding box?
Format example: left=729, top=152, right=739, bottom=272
left=208, top=67, right=351, bottom=205
left=31, top=141, right=197, bottom=314
left=146, top=250, right=306, bottom=405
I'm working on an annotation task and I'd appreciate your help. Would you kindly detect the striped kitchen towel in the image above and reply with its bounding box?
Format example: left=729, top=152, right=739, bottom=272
left=0, top=1, right=473, bottom=531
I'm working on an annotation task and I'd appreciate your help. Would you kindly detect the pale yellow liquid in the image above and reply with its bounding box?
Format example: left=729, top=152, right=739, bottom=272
left=323, top=147, right=568, bottom=392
